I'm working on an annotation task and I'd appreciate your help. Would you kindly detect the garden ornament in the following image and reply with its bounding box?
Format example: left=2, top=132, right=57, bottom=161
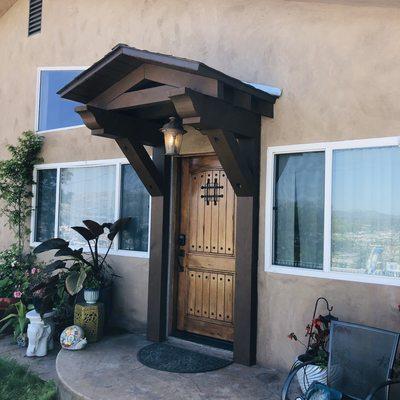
left=60, top=325, right=87, bottom=350
left=26, top=310, right=53, bottom=357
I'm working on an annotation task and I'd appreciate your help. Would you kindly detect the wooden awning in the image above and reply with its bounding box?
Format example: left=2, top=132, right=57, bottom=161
left=59, top=44, right=277, bottom=106
left=59, top=44, right=278, bottom=197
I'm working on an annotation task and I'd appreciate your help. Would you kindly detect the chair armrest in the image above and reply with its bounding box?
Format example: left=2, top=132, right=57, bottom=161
left=281, top=360, right=316, bottom=400
left=365, top=379, right=400, bottom=400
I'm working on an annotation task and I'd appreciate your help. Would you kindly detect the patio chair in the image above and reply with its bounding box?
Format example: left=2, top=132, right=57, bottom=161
left=281, top=321, right=400, bottom=400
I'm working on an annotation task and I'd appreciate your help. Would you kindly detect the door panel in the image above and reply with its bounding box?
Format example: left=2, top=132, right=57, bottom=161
left=177, top=155, right=236, bottom=341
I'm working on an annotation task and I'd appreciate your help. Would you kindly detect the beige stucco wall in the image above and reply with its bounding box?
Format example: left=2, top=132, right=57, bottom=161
left=0, top=0, right=400, bottom=369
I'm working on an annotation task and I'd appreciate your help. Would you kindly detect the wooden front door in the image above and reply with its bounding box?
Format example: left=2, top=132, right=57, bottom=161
left=177, top=155, right=236, bottom=341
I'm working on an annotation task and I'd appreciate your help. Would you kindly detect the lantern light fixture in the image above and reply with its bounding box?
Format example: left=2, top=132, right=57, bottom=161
left=160, top=117, right=186, bottom=156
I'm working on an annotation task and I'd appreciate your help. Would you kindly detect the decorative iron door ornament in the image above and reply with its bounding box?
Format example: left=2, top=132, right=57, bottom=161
left=201, top=178, right=224, bottom=205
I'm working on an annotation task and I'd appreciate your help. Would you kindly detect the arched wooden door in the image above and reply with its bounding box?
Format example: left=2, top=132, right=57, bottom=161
left=176, top=155, right=236, bottom=341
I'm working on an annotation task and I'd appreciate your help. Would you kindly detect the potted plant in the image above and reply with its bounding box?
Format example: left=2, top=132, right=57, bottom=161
left=34, top=218, right=130, bottom=316
left=288, top=313, right=337, bottom=393
left=29, top=272, right=61, bottom=317
left=83, top=274, right=101, bottom=304
left=0, top=301, right=33, bottom=346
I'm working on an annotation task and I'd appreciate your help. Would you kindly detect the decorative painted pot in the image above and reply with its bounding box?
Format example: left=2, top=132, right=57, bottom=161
left=84, top=289, right=99, bottom=304
left=16, top=333, right=28, bottom=348
left=295, top=358, right=328, bottom=394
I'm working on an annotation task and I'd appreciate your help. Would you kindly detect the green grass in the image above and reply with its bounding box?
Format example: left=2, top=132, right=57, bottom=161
left=0, top=357, right=57, bottom=400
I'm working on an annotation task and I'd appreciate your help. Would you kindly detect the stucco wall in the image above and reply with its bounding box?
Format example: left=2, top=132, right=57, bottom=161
left=0, top=0, right=400, bottom=369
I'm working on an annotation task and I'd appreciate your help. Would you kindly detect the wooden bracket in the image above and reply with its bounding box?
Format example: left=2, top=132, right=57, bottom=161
left=203, top=129, right=256, bottom=197
left=115, top=137, right=164, bottom=196
left=169, top=88, right=261, bottom=139
left=75, top=105, right=163, bottom=146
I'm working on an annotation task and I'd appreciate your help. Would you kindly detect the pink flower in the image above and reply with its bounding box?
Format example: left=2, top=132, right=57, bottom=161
left=13, top=291, right=22, bottom=299
left=31, top=268, right=37, bottom=275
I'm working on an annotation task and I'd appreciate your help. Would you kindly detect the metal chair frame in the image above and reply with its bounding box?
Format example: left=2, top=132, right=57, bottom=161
left=281, top=321, right=400, bottom=400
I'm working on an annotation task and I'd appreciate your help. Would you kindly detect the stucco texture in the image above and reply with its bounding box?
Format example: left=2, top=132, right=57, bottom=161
left=0, top=0, right=400, bottom=369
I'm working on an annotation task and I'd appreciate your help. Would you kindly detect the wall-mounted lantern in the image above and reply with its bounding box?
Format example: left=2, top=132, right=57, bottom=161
left=160, top=117, right=186, bottom=156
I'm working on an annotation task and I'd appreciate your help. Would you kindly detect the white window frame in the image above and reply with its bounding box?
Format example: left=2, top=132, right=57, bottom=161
left=35, top=66, right=88, bottom=134
left=265, top=136, right=400, bottom=286
left=30, top=158, right=151, bottom=258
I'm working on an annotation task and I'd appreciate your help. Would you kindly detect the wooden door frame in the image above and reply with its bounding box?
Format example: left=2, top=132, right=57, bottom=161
left=170, top=153, right=237, bottom=343
left=164, top=151, right=259, bottom=365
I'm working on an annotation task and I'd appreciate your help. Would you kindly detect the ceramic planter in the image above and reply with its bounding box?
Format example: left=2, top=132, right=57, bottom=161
left=16, top=333, right=28, bottom=348
left=77, top=285, right=112, bottom=326
left=84, top=289, right=100, bottom=304
left=295, top=358, right=328, bottom=394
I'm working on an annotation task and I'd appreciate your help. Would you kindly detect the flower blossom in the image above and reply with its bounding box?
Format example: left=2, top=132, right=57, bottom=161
left=13, top=291, right=22, bottom=299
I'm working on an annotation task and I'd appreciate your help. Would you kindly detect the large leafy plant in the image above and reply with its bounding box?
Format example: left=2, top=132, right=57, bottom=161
left=34, top=218, right=130, bottom=295
left=0, top=131, right=43, bottom=254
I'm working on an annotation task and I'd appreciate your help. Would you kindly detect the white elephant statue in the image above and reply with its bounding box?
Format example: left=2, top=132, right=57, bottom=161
left=26, top=310, right=55, bottom=357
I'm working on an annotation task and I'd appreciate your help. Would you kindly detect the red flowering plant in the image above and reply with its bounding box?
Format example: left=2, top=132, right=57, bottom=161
left=0, top=245, right=36, bottom=301
left=288, top=313, right=337, bottom=368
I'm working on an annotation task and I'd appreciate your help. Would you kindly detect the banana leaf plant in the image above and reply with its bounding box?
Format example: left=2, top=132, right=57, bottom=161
left=0, top=301, right=33, bottom=340
left=33, top=218, right=130, bottom=296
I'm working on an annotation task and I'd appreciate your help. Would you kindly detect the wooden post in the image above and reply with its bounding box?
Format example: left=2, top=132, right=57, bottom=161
left=146, top=146, right=171, bottom=342
left=234, top=196, right=258, bottom=365
left=233, top=134, right=260, bottom=366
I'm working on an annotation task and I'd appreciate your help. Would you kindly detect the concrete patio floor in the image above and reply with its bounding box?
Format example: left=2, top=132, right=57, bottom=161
left=56, top=333, right=287, bottom=400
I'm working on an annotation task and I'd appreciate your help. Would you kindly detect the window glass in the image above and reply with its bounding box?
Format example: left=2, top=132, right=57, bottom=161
left=35, top=169, right=57, bottom=242
left=119, top=164, right=150, bottom=252
left=38, top=70, right=83, bottom=131
left=58, top=166, right=116, bottom=247
left=331, top=146, right=400, bottom=277
left=273, top=152, right=325, bottom=269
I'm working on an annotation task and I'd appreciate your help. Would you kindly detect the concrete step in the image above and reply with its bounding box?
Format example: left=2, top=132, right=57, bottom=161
left=56, top=333, right=283, bottom=400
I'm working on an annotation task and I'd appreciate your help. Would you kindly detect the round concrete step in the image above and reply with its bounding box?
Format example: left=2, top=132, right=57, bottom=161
left=56, top=333, right=283, bottom=400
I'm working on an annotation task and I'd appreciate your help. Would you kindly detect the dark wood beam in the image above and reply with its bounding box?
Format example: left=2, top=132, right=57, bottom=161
left=234, top=196, right=259, bottom=366
left=106, top=85, right=180, bottom=110
left=115, top=138, right=163, bottom=196
left=144, top=64, right=220, bottom=98
left=147, top=147, right=171, bottom=342
left=170, top=88, right=262, bottom=138
left=203, top=129, right=255, bottom=196
left=75, top=105, right=163, bottom=146
left=89, top=65, right=146, bottom=107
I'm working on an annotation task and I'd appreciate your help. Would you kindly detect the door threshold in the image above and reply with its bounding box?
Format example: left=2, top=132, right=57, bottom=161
left=171, top=330, right=233, bottom=352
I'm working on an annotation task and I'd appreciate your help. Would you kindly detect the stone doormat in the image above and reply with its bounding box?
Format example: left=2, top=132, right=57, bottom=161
left=137, top=342, right=233, bottom=373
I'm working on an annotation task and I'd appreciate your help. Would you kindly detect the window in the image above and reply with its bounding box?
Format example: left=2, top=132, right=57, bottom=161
left=36, top=68, right=85, bottom=133
left=265, top=137, right=400, bottom=286
left=31, top=159, right=150, bottom=257
left=28, top=0, right=42, bottom=36
left=35, top=169, right=57, bottom=242
left=119, top=164, right=150, bottom=252
left=273, top=152, right=325, bottom=270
